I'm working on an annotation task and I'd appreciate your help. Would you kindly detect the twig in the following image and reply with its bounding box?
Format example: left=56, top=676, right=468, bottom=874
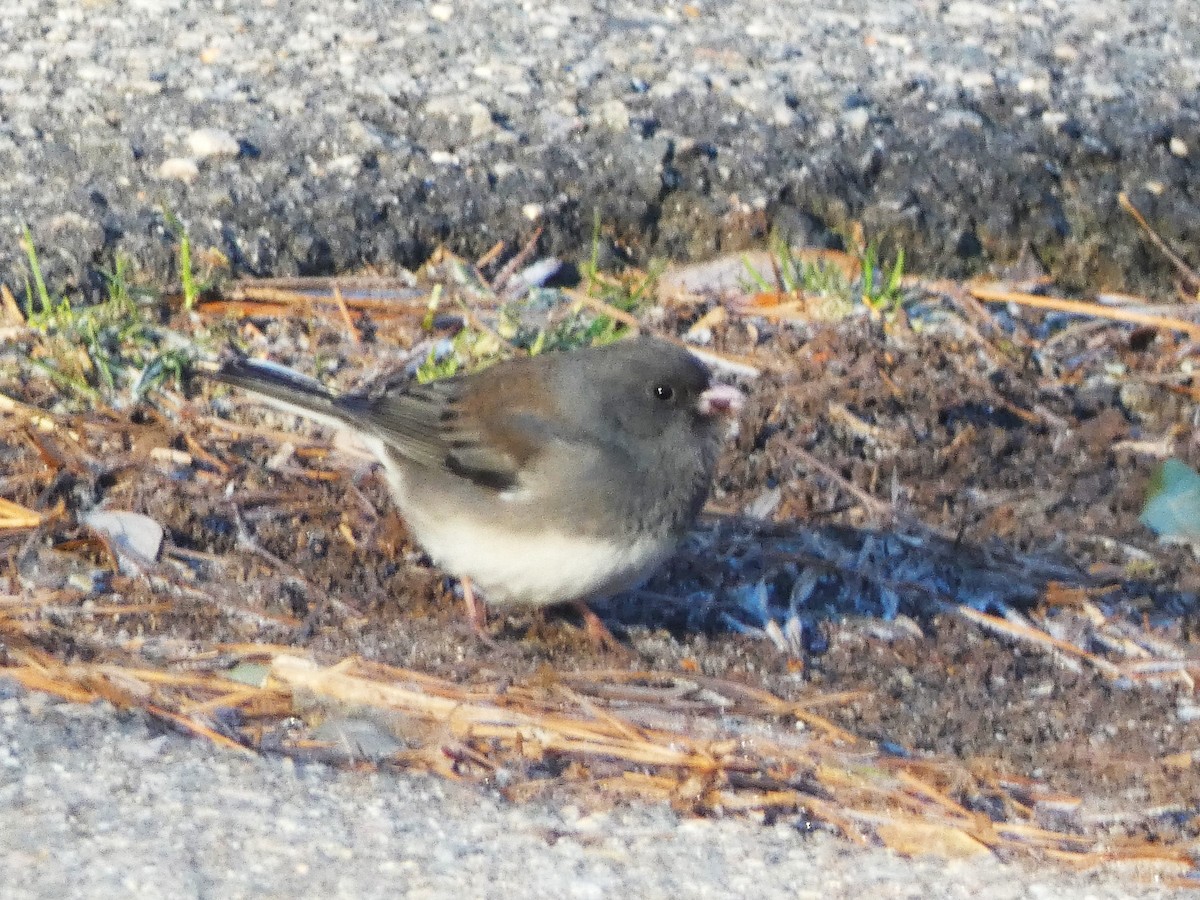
left=331, top=282, right=362, bottom=344
left=954, top=606, right=1121, bottom=677
left=475, top=240, right=506, bottom=270
left=490, top=227, right=544, bottom=292
left=147, top=704, right=257, bottom=755
left=792, top=445, right=900, bottom=524
left=1118, top=192, right=1200, bottom=294
left=561, top=288, right=643, bottom=329
left=969, top=282, right=1200, bottom=340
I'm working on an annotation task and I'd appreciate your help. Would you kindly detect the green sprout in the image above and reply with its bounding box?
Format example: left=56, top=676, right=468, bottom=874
left=162, top=209, right=199, bottom=310
left=12, top=230, right=191, bottom=405
left=20, top=225, right=54, bottom=323
left=744, top=233, right=855, bottom=320
left=860, top=243, right=906, bottom=317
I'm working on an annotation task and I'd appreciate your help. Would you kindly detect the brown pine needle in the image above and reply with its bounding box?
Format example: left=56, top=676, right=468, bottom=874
left=955, top=606, right=1123, bottom=677
left=0, top=497, right=41, bottom=529
left=490, top=226, right=544, bottom=291
left=197, top=300, right=295, bottom=317
left=1118, top=192, right=1200, bottom=294
left=0, top=284, right=24, bottom=324
left=331, top=282, right=362, bottom=344
left=475, top=239, right=506, bottom=270
left=561, top=287, right=643, bottom=329
left=147, top=704, right=256, bottom=755
left=4, top=666, right=97, bottom=703
left=969, top=282, right=1200, bottom=340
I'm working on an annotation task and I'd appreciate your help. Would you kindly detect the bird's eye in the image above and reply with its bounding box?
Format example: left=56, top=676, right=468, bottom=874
left=652, top=384, right=675, bottom=402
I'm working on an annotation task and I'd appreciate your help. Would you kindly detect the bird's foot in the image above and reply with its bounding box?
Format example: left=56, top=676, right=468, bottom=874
left=572, top=601, right=631, bottom=659
left=460, top=577, right=497, bottom=648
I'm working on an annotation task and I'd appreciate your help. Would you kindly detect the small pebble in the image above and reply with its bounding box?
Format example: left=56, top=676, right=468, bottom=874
left=186, top=127, right=240, bottom=159
left=157, top=157, right=200, bottom=183
left=842, top=107, right=870, bottom=133
left=593, top=98, right=630, bottom=132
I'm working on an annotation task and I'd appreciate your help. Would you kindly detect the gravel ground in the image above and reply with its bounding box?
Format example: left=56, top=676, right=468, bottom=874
left=1, top=0, right=1198, bottom=300
left=1, top=690, right=1190, bottom=900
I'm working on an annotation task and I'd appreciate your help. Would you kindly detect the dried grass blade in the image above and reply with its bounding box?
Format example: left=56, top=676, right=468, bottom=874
left=0, top=497, right=41, bottom=529
left=969, top=282, right=1200, bottom=340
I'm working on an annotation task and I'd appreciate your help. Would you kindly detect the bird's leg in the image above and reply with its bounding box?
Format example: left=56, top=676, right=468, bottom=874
left=460, top=577, right=495, bottom=645
left=572, top=601, right=629, bottom=657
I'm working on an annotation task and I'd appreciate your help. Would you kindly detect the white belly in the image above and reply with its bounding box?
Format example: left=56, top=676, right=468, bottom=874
left=405, top=506, right=673, bottom=607
left=370, top=438, right=676, bottom=607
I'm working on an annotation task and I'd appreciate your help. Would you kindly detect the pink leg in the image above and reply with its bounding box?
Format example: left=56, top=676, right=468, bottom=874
left=460, top=577, right=495, bottom=644
left=572, top=601, right=630, bottom=656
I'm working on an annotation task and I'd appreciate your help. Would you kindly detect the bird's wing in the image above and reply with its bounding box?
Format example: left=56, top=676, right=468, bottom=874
left=344, top=363, right=567, bottom=492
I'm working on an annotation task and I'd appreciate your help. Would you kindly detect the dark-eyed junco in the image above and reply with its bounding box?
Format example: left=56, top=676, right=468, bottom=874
left=206, top=336, right=743, bottom=644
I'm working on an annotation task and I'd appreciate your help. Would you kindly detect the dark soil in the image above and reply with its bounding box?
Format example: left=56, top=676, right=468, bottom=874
left=2, top=270, right=1199, bottom=853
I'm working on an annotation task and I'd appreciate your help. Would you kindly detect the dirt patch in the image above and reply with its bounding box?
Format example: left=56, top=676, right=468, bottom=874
left=1, top=259, right=1198, bottom=871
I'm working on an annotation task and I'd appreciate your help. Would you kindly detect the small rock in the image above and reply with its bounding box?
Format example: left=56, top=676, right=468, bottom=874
left=1081, top=77, right=1123, bottom=101
left=311, top=717, right=404, bottom=761
left=467, top=101, right=494, bottom=138
left=157, top=157, right=200, bottom=183
left=946, top=1, right=1008, bottom=24
left=841, top=107, right=870, bottom=133
left=340, top=28, right=379, bottom=47
left=125, top=78, right=164, bottom=95
left=939, top=109, right=985, bottom=131
left=1041, top=110, right=1069, bottom=130
left=428, top=3, right=453, bottom=22
left=77, top=64, right=113, bottom=83
left=593, top=98, right=630, bottom=132
left=959, top=70, right=994, bottom=90
left=186, top=127, right=240, bottom=159
left=1017, top=75, right=1050, bottom=96
left=1169, top=137, right=1189, bottom=158
left=326, top=154, right=362, bottom=175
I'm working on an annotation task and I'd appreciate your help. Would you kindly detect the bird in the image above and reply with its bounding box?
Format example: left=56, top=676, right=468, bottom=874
left=204, top=335, right=743, bottom=647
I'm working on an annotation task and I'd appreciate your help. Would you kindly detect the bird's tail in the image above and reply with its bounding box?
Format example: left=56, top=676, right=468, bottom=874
left=205, top=357, right=359, bottom=433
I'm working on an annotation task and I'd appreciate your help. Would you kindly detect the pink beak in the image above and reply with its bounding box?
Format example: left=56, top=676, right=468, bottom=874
left=697, top=383, right=745, bottom=418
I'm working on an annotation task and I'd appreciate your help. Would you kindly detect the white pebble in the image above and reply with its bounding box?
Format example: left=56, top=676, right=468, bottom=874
left=186, top=127, right=239, bottom=159
left=958, top=70, right=994, bottom=90
left=939, top=109, right=984, bottom=130
left=157, top=157, right=200, bottom=183
left=1041, top=111, right=1069, bottom=130
left=1169, top=137, right=1189, bottom=158
left=593, top=98, right=630, bottom=132
left=340, top=28, right=378, bottom=47
left=842, top=107, right=870, bottom=133
left=1082, top=77, right=1123, bottom=101
left=1017, top=75, right=1050, bottom=96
